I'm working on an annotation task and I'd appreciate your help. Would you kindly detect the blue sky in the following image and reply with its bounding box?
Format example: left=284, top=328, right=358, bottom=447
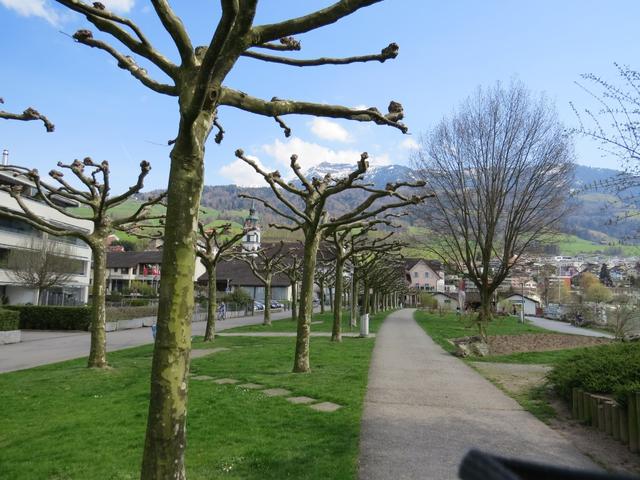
left=0, top=1, right=637, bottom=192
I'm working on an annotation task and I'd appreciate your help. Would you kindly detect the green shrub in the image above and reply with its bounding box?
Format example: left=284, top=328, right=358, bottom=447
left=106, top=306, right=157, bottom=322
left=126, top=299, right=150, bottom=307
left=547, top=342, right=640, bottom=404
left=5, top=306, right=91, bottom=331
left=0, top=309, right=20, bottom=331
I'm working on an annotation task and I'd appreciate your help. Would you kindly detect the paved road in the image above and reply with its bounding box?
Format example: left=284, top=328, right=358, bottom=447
left=526, top=315, right=614, bottom=338
left=358, top=309, right=598, bottom=480
left=0, top=309, right=294, bottom=374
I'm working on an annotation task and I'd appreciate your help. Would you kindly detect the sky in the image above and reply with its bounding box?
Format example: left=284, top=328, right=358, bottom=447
left=0, top=0, right=638, bottom=192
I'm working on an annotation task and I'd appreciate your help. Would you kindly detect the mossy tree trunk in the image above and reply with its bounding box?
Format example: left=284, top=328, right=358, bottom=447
left=141, top=114, right=210, bottom=480
left=332, top=257, right=345, bottom=342
left=88, top=242, right=108, bottom=368
left=204, top=264, right=216, bottom=342
left=263, top=278, right=272, bottom=326
left=319, top=277, right=325, bottom=314
left=291, top=280, right=297, bottom=322
left=294, top=233, right=320, bottom=373
left=351, top=275, right=359, bottom=328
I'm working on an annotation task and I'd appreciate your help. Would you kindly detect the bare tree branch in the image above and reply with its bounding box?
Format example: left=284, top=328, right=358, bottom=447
left=0, top=98, right=54, bottom=132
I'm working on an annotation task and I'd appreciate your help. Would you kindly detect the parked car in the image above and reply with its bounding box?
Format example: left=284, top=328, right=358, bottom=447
left=252, top=301, right=265, bottom=311
left=270, top=300, right=283, bottom=309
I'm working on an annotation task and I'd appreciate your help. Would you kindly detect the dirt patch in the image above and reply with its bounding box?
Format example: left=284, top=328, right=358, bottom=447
left=488, top=333, right=610, bottom=356
left=472, top=362, right=640, bottom=475
left=471, top=362, right=550, bottom=395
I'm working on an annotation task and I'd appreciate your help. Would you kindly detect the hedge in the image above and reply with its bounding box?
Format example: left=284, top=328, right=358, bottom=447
left=5, top=306, right=92, bottom=331
left=106, top=306, right=157, bottom=322
left=547, top=342, right=640, bottom=405
left=0, top=309, right=20, bottom=331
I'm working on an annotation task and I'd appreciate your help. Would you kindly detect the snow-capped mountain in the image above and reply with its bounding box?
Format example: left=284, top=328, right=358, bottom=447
left=304, top=161, right=416, bottom=188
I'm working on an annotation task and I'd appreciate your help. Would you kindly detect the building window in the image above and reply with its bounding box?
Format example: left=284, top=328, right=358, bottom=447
left=424, top=272, right=429, bottom=278
left=413, top=271, right=418, bottom=278
left=120, top=268, right=129, bottom=274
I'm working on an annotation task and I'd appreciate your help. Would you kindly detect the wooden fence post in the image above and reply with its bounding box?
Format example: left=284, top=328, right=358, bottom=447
left=612, top=404, right=621, bottom=441
left=572, top=388, right=579, bottom=419
left=628, top=393, right=638, bottom=453
left=620, top=407, right=629, bottom=445
left=604, top=401, right=613, bottom=436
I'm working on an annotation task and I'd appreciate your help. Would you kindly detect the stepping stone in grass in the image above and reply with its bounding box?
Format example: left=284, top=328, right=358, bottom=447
left=261, top=388, right=291, bottom=397
left=191, top=348, right=230, bottom=358
left=309, top=402, right=342, bottom=412
left=238, top=383, right=264, bottom=389
left=191, top=375, right=214, bottom=381
left=214, top=378, right=240, bottom=385
left=286, top=396, right=317, bottom=405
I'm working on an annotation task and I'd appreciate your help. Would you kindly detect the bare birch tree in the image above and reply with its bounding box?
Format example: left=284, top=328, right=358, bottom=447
left=0, top=158, right=164, bottom=366
left=196, top=221, right=245, bottom=341
left=44, top=1, right=407, bottom=476
left=571, top=64, right=640, bottom=231
left=413, top=82, right=573, bottom=341
left=237, top=150, right=427, bottom=371
left=8, top=237, right=74, bottom=305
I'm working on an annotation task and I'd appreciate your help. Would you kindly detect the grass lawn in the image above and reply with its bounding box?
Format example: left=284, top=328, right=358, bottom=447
left=0, top=310, right=392, bottom=479
left=413, top=310, right=548, bottom=353
left=225, top=309, right=389, bottom=335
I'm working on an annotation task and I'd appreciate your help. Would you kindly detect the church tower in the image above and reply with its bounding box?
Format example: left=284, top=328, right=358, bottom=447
left=242, top=201, right=261, bottom=252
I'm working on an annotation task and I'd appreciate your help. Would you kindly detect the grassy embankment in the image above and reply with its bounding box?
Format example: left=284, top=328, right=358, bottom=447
left=0, top=310, right=393, bottom=479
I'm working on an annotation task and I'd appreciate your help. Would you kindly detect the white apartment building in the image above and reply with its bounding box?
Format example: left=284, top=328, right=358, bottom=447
left=0, top=172, right=93, bottom=305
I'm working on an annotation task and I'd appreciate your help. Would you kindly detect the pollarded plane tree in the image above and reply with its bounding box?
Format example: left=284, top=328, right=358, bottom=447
left=0, top=158, right=165, bottom=367
left=352, top=241, right=403, bottom=316
left=49, top=1, right=406, bottom=475
left=281, top=242, right=304, bottom=322
left=325, top=221, right=398, bottom=341
left=196, top=220, right=246, bottom=341
left=413, top=82, right=573, bottom=341
left=314, top=247, right=335, bottom=314
left=0, top=97, right=54, bottom=132
left=368, top=255, right=407, bottom=313
left=237, top=150, right=428, bottom=372
left=234, top=241, right=289, bottom=326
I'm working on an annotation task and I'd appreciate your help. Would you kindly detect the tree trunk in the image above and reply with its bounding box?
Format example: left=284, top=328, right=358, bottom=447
left=363, top=282, right=370, bottom=316
left=263, top=279, right=272, bottom=326
left=328, top=286, right=333, bottom=313
left=319, top=277, right=325, bottom=314
left=293, top=233, right=320, bottom=373
left=291, top=279, right=297, bottom=322
left=350, top=275, right=358, bottom=328
left=204, top=264, right=216, bottom=342
left=88, top=244, right=108, bottom=368
left=141, top=117, right=209, bottom=480
left=332, top=258, right=345, bottom=342
left=477, top=287, right=492, bottom=342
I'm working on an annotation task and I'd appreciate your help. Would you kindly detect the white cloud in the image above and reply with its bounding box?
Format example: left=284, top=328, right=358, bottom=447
left=308, top=118, right=352, bottom=143
left=262, top=137, right=390, bottom=176
left=219, top=155, right=269, bottom=187
left=102, top=0, right=135, bottom=12
left=0, top=0, right=60, bottom=25
left=0, top=0, right=134, bottom=25
left=399, top=137, right=420, bottom=150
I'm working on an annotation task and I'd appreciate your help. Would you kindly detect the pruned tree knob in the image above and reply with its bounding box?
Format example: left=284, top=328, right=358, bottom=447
left=93, top=2, right=106, bottom=10
left=360, top=152, right=369, bottom=162
left=140, top=160, right=151, bottom=172
left=235, top=149, right=244, bottom=158
left=73, top=29, right=93, bottom=42
left=381, top=43, right=399, bottom=59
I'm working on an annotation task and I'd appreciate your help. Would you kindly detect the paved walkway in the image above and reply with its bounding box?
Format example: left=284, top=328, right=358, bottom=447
left=0, top=309, right=294, bottom=374
left=526, top=315, right=614, bottom=338
left=358, top=309, right=598, bottom=480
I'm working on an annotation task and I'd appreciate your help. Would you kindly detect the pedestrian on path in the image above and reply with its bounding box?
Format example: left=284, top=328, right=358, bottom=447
left=217, top=302, right=226, bottom=321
